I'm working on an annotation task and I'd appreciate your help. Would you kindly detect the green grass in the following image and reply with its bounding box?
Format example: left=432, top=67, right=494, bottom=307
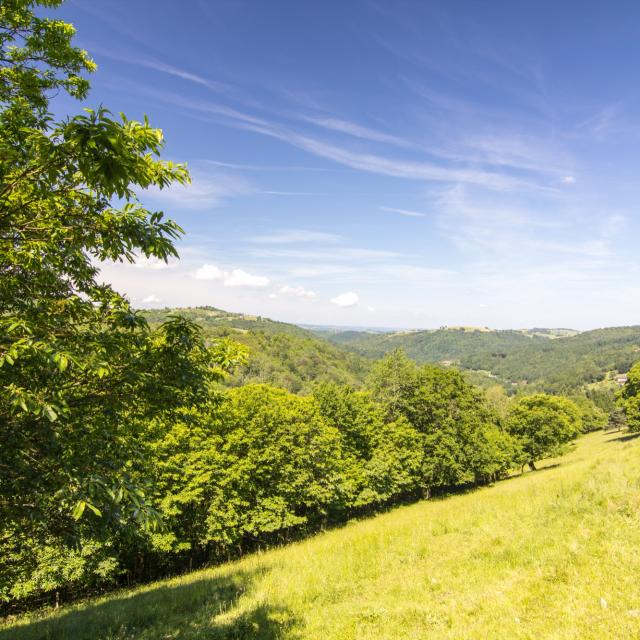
left=4, top=430, right=640, bottom=639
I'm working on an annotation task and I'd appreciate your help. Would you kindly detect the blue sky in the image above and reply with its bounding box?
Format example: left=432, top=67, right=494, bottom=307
left=57, top=0, right=640, bottom=329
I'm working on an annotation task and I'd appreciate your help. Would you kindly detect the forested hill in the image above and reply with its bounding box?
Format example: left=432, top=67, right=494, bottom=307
left=143, top=306, right=311, bottom=337
left=319, top=325, right=640, bottom=391
left=142, top=307, right=369, bottom=392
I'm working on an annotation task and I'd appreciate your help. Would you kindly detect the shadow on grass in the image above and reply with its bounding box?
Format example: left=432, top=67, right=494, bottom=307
left=1, top=566, right=299, bottom=640
left=607, top=430, right=640, bottom=443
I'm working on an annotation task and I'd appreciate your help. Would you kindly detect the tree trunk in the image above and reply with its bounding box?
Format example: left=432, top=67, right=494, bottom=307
left=528, top=460, right=537, bottom=471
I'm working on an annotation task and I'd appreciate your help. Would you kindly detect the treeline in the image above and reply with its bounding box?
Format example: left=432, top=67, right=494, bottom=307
left=3, top=348, right=587, bottom=607
left=329, top=326, right=640, bottom=393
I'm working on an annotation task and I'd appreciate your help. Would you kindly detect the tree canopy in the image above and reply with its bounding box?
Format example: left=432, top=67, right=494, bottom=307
left=506, top=394, right=581, bottom=469
left=619, top=362, right=640, bottom=432
left=0, top=0, right=243, bottom=601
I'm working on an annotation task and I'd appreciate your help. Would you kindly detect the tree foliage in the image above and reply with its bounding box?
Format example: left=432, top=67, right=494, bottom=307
left=619, top=362, right=640, bottom=432
left=0, top=0, right=243, bottom=601
left=506, top=394, right=581, bottom=469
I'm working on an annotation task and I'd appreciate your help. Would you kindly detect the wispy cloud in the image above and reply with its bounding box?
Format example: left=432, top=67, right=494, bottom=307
left=301, top=115, right=413, bottom=149
left=434, top=183, right=621, bottom=261
left=253, top=247, right=401, bottom=260
left=205, top=160, right=329, bottom=172
left=128, top=57, right=228, bottom=92
left=88, top=45, right=228, bottom=92
left=380, top=206, right=426, bottom=218
left=133, top=85, right=548, bottom=192
left=261, top=191, right=324, bottom=196
left=143, top=168, right=252, bottom=210
left=248, top=229, right=342, bottom=244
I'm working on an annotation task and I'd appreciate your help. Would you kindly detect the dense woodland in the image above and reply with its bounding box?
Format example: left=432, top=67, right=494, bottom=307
left=321, top=325, right=640, bottom=393
left=2, top=0, right=640, bottom=615
left=143, top=308, right=369, bottom=393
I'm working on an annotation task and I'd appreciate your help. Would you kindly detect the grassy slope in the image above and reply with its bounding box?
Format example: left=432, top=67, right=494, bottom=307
left=4, top=431, right=640, bottom=639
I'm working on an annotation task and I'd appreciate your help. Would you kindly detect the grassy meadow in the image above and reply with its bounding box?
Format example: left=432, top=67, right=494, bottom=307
left=3, top=430, right=640, bottom=640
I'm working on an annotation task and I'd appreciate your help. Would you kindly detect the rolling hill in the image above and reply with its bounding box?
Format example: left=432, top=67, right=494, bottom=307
left=321, top=325, right=640, bottom=392
left=142, top=307, right=369, bottom=393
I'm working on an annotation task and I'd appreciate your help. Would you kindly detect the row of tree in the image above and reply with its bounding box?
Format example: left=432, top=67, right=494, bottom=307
left=3, top=346, right=585, bottom=605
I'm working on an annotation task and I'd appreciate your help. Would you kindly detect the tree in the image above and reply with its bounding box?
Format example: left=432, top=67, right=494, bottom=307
left=0, top=0, right=233, bottom=601
left=367, top=352, right=516, bottom=491
left=569, top=394, right=608, bottom=432
left=607, top=407, right=627, bottom=432
left=209, top=385, right=344, bottom=543
left=619, top=362, right=640, bottom=432
left=506, top=394, right=581, bottom=470
left=485, top=385, right=511, bottom=421
left=313, top=383, right=422, bottom=507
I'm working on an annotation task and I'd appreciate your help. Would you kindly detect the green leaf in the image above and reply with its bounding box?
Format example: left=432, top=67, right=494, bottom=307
left=43, top=405, right=58, bottom=422
left=85, top=502, right=102, bottom=517
left=72, top=501, right=86, bottom=520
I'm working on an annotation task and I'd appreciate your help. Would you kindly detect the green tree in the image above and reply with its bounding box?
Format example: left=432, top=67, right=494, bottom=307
left=506, top=394, right=581, bottom=470
left=619, top=363, right=640, bottom=432
left=569, top=395, right=608, bottom=432
left=313, top=383, right=422, bottom=507
left=368, top=352, right=516, bottom=491
left=208, top=385, right=344, bottom=544
left=606, top=407, right=627, bottom=432
left=0, top=0, right=231, bottom=601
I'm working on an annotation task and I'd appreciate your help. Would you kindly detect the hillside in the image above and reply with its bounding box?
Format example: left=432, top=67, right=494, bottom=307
left=142, top=307, right=369, bottom=392
left=5, top=431, right=640, bottom=639
left=325, top=325, right=640, bottom=391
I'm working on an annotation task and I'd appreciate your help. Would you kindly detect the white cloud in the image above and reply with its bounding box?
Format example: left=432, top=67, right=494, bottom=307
left=249, top=229, right=342, bottom=244
left=331, top=291, right=359, bottom=307
left=142, top=294, right=162, bottom=303
left=193, top=264, right=224, bottom=280
left=380, top=206, right=426, bottom=218
left=561, top=175, right=576, bottom=184
left=278, top=285, right=317, bottom=299
left=130, top=255, right=177, bottom=270
left=191, top=264, right=269, bottom=287
left=224, top=269, right=270, bottom=288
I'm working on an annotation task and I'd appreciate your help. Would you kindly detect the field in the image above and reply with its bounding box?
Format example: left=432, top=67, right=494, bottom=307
left=3, top=430, right=640, bottom=640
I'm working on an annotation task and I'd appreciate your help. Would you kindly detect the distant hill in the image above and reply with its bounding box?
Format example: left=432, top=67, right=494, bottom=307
left=142, top=307, right=369, bottom=393
left=143, top=306, right=311, bottom=337
left=322, top=325, right=640, bottom=392
left=141, top=308, right=640, bottom=393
